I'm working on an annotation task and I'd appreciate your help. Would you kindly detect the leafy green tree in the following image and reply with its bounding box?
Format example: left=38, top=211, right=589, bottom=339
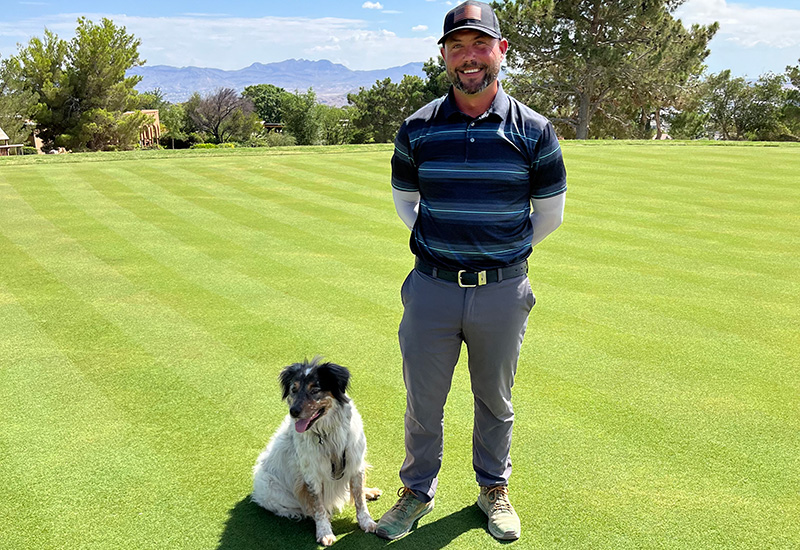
left=701, top=70, right=787, bottom=140
left=0, top=60, right=37, bottom=144
left=77, top=108, right=154, bottom=151
left=2, top=29, right=69, bottom=147
left=662, top=76, right=709, bottom=139
left=627, top=19, right=718, bottom=138
left=281, top=88, right=320, bottom=145
left=316, top=104, right=355, bottom=145
left=159, top=103, right=191, bottom=148
left=185, top=87, right=261, bottom=144
left=783, top=60, right=800, bottom=138
left=136, top=88, right=168, bottom=111
left=2, top=18, right=145, bottom=150
left=494, top=0, right=717, bottom=139
left=422, top=57, right=450, bottom=99
left=243, top=84, right=286, bottom=123
left=347, top=75, right=428, bottom=143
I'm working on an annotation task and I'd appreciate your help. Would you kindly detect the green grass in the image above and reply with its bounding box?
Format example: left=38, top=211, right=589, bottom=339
left=1, top=142, right=798, bottom=549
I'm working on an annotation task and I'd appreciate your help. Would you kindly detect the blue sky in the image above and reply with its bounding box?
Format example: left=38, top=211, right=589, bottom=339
left=1, top=0, right=798, bottom=77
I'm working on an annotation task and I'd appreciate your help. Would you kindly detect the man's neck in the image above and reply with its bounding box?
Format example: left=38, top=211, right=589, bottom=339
left=453, top=81, right=499, bottom=118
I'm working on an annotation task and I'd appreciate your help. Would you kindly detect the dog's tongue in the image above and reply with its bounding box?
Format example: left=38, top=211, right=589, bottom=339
left=295, top=410, right=321, bottom=433
left=295, top=417, right=313, bottom=433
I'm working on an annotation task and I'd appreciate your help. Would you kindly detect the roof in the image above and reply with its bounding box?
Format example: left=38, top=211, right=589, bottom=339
left=0, top=127, right=9, bottom=141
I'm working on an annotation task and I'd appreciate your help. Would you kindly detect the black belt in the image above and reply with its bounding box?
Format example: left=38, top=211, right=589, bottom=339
left=415, top=259, right=528, bottom=288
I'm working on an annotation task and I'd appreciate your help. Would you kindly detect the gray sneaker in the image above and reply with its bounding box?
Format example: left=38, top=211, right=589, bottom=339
left=375, top=487, right=434, bottom=540
left=478, top=485, right=521, bottom=540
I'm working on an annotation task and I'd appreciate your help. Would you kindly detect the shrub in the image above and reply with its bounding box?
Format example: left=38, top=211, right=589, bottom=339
left=262, top=132, right=296, bottom=147
left=190, top=143, right=218, bottom=149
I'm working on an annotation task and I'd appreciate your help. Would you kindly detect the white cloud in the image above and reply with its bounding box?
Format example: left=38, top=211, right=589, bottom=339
left=0, top=13, right=440, bottom=71
left=676, top=0, right=800, bottom=49
left=412, top=25, right=429, bottom=32
left=362, top=2, right=383, bottom=9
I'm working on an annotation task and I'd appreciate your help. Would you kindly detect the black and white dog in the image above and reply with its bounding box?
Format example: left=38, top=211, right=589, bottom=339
left=252, top=358, right=381, bottom=546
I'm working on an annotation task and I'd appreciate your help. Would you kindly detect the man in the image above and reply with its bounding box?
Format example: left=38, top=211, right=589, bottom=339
left=375, top=0, right=567, bottom=542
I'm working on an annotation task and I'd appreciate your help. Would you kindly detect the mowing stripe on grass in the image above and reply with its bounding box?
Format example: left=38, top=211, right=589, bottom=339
left=1, top=143, right=798, bottom=549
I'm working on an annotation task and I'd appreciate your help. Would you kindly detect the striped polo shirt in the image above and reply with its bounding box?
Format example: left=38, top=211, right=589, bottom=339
left=391, top=84, right=567, bottom=271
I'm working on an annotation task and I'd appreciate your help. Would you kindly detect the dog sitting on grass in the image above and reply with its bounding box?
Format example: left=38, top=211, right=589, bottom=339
left=252, top=358, right=382, bottom=546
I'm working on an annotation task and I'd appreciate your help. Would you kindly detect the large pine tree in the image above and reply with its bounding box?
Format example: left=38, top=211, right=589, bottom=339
left=3, top=18, right=145, bottom=150
left=494, top=0, right=717, bottom=139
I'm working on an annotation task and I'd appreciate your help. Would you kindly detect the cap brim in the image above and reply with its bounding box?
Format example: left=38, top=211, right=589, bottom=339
left=438, top=25, right=502, bottom=44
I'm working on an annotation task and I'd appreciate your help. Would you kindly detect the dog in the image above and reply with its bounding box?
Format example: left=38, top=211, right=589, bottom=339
left=252, top=358, right=382, bottom=546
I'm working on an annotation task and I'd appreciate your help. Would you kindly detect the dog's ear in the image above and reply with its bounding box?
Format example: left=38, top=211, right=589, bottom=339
left=318, top=362, right=350, bottom=403
left=278, top=363, right=301, bottom=399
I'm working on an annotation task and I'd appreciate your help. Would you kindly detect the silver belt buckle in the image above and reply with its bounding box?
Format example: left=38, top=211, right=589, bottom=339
left=457, top=270, right=487, bottom=288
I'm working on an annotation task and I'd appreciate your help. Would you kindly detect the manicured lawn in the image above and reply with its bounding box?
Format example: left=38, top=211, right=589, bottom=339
left=1, top=142, right=797, bottom=549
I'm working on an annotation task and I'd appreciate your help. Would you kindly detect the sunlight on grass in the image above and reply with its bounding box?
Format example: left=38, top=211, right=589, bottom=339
left=1, top=143, right=797, bottom=549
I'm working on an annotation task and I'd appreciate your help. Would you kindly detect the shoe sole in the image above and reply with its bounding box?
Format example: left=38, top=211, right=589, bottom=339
left=477, top=497, right=520, bottom=541
left=375, top=502, right=434, bottom=540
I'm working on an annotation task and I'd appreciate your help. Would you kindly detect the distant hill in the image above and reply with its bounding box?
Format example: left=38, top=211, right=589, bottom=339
left=128, top=58, right=427, bottom=106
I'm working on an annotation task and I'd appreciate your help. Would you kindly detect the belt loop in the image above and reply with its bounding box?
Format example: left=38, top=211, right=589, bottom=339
left=432, top=267, right=438, bottom=278
left=497, top=267, right=503, bottom=283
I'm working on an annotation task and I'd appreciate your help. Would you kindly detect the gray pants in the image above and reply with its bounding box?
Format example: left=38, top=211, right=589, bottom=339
left=398, top=268, right=535, bottom=501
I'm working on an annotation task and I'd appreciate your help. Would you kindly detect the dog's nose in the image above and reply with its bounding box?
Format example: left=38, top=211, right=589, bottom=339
left=290, top=405, right=302, bottom=418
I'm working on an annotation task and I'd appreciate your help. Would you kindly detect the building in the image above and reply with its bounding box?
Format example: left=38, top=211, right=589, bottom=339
left=138, top=109, right=161, bottom=147
left=122, top=109, right=162, bottom=147
left=0, top=126, right=25, bottom=156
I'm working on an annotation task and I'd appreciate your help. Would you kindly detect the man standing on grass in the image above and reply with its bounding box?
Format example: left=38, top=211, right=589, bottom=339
left=375, top=0, right=567, bottom=542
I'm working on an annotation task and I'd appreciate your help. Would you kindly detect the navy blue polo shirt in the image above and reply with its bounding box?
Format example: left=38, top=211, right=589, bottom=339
left=391, top=84, right=567, bottom=271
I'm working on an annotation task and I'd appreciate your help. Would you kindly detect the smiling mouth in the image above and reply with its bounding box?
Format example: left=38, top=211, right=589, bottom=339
left=294, top=408, right=325, bottom=433
left=460, top=67, right=484, bottom=76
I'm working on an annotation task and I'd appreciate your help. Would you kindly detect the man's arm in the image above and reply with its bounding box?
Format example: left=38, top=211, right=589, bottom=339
left=392, top=188, right=420, bottom=230
left=530, top=193, right=565, bottom=247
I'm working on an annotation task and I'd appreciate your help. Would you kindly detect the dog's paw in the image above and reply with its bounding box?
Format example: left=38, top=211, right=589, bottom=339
left=318, top=533, right=336, bottom=546
left=364, top=487, right=382, bottom=501
left=359, top=518, right=378, bottom=533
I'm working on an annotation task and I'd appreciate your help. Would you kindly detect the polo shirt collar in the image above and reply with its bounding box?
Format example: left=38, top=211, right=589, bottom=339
left=441, top=81, right=510, bottom=122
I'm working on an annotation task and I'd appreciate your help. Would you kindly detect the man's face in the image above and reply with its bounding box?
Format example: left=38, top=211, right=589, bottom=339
left=441, top=30, right=508, bottom=95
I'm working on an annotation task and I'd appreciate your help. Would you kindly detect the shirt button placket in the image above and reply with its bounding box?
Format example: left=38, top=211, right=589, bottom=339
left=467, top=121, right=476, bottom=161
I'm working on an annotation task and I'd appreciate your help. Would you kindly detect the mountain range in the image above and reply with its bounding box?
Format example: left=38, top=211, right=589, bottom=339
left=128, top=59, right=427, bottom=106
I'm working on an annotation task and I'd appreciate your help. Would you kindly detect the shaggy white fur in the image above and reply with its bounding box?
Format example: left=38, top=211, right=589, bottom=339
left=252, top=395, right=379, bottom=546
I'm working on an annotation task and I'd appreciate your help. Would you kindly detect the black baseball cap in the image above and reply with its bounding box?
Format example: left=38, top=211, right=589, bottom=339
left=438, top=1, right=502, bottom=45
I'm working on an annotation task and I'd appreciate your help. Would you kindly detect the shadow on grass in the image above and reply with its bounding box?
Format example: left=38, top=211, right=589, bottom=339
left=218, top=495, right=492, bottom=549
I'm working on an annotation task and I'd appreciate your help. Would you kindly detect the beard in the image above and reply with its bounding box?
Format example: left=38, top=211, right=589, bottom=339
left=447, top=58, right=502, bottom=95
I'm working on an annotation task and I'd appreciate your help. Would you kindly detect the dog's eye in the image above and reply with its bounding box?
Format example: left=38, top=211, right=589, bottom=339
left=290, top=383, right=300, bottom=394
left=309, top=385, right=321, bottom=394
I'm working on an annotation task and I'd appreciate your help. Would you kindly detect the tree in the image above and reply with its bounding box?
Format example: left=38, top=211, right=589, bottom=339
left=159, top=103, right=190, bottom=148
left=701, top=70, right=786, bottom=140
left=243, top=84, right=286, bottom=123
left=422, top=57, right=450, bottom=99
left=281, top=88, right=320, bottom=145
left=783, top=60, right=800, bottom=138
left=136, top=88, right=168, bottom=111
left=186, top=87, right=261, bottom=143
left=347, top=76, right=429, bottom=143
left=0, top=59, right=38, bottom=144
left=2, top=18, right=145, bottom=150
left=2, top=29, right=70, bottom=147
left=317, top=104, right=355, bottom=145
left=494, top=0, right=717, bottom=139
left=627, top=18, right=718, bottom=139
left=661, top=75, right=708, bottom=139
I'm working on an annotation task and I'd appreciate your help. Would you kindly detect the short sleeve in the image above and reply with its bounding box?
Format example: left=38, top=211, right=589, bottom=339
left=391, top=122, right=419, bottom=193
left=530, top=122, right=567, bottom=199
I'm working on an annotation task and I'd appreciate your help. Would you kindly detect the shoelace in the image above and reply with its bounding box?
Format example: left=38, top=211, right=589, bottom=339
left=486, top=486, right=513, bottom=513
left=390, top=487, right=418, bottom=512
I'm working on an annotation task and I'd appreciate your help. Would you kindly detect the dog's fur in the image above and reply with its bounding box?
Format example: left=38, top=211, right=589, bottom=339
left=252, top=358, right=382, bottom=546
